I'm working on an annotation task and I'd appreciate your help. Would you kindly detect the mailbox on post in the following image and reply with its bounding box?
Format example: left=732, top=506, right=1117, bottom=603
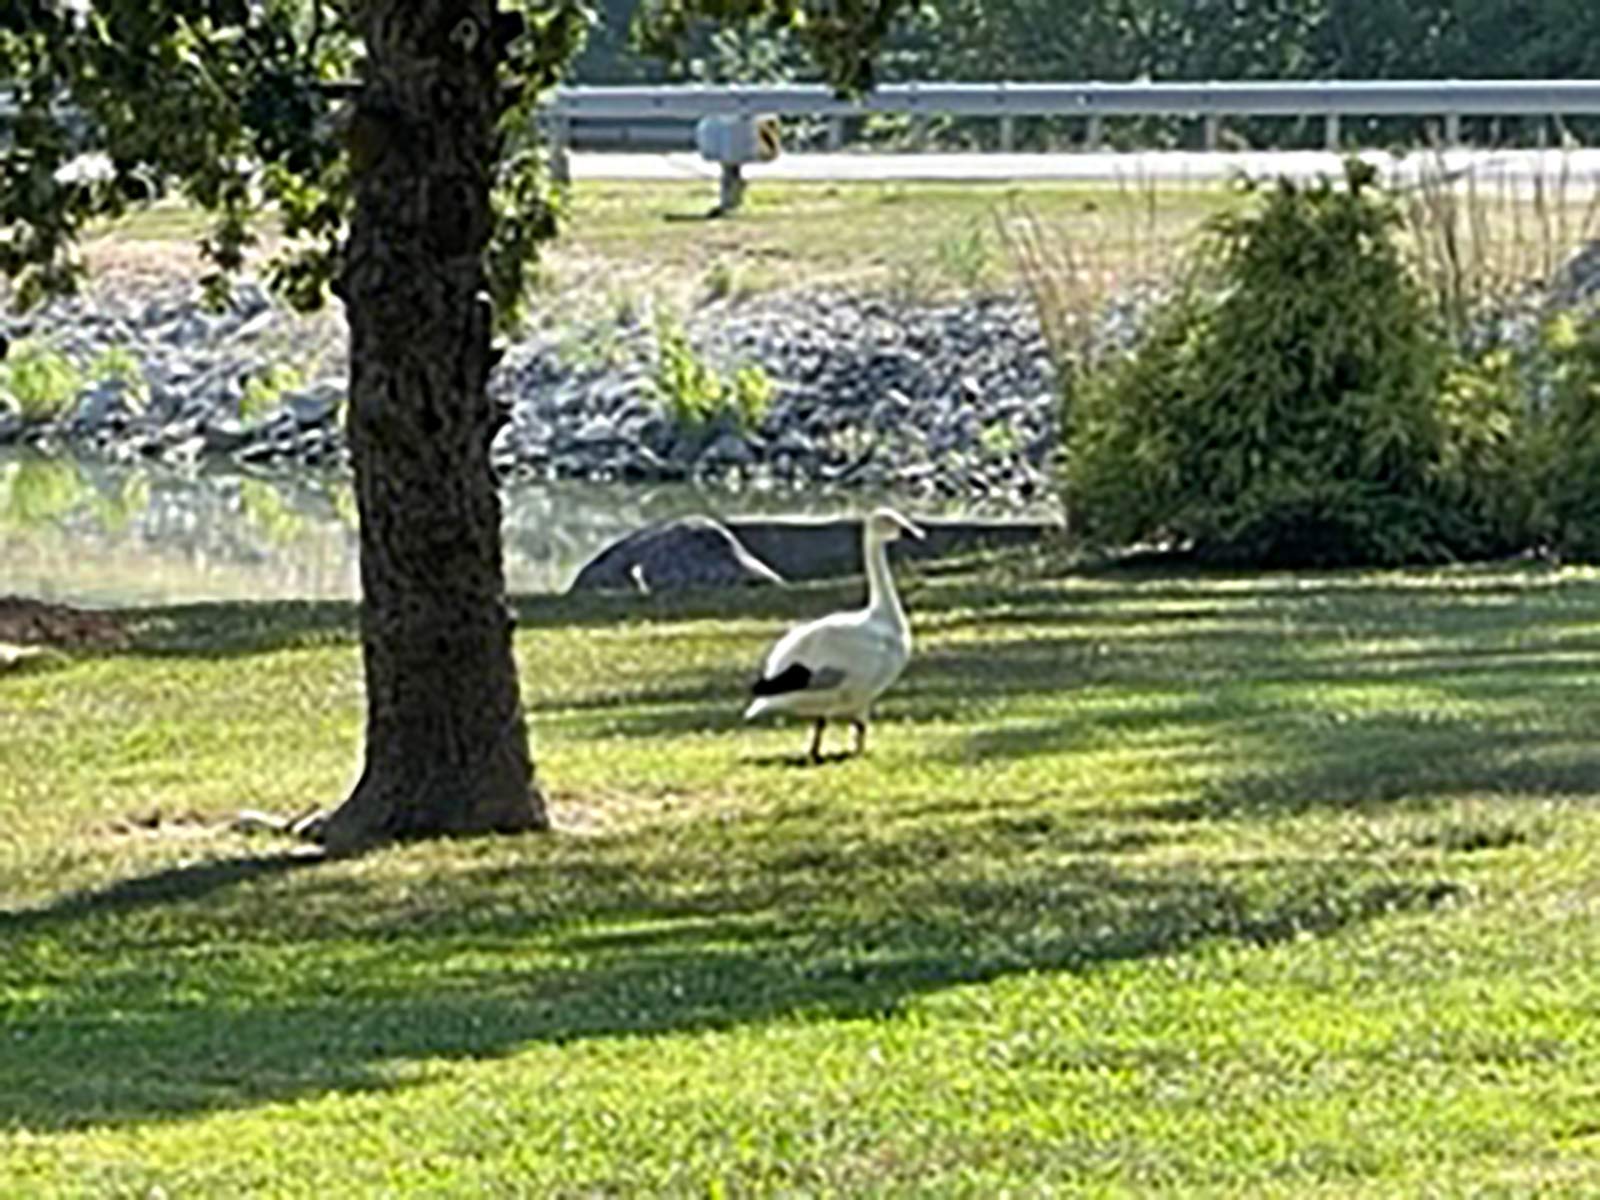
left=694, top=114, right=781, bottom=214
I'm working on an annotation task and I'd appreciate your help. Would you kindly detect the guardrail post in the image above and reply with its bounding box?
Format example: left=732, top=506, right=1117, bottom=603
left=1204, top=113, right=1221, bottom=150
left=1324, top=113, right=1340, bottom=151
left=827, top=116, right=845, bottom=152
left=549, top=113, right=572, bottom=185
left=910, top=112, right=931, bottom=151
left=1086, top=114, right=1104, bottom=150
left=718, top=163, right=745, bottom=214
left=999, top=115, right=1016, bottom=153
left=1445, top=111, right=1463, bottom=146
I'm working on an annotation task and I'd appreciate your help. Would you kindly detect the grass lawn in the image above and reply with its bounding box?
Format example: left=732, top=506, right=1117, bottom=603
left=3, top=556, right=1600, bottom=1194
left=81, top=174, right=1600, bottom=314
left=80, top=179, right=1231, bottom=308
left=546, top=179, right=1225, bottom=306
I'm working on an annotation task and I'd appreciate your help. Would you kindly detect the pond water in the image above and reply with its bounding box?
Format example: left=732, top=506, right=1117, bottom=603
left=0, top=449, right=1055, bottom=607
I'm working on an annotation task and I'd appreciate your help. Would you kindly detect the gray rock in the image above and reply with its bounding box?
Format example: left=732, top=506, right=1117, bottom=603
left=231, top=308, right=276, bottom=343
left=232, top=280, right=273, bottom=319
left=770, top=427, right=816, bottom=458
left=71, top=378, right=139, bottom=431
left=629, top=412, right=676, bottom=455
left=596, top=374, right=652, bottom=415
left=235, top=439, right=277, bottom=464
left=1552, top=239, right=1600, bottom=306
left=698, top=431, right=755, bottom=468
left=284, top=380, right=344, bottom=428
left=165, top=434, right=205, bottom=464
left=203, top=416, right=254, bottom=455
left=163, top=310, right=213, bottom=347
left=614, top=443, right=672, bottom=480
left=568, top=516, right=785, bottom=593
left=573, top=416, right=618, bottom=444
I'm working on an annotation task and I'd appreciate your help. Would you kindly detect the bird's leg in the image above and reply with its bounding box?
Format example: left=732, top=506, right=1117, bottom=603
left=809, top=718, right=826, bottom=763
left=851, top=719, right=867, bottom=756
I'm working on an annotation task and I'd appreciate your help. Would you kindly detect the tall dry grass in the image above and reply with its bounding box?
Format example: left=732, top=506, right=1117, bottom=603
left=1004, top=152, right=1600, bottom=387
left=995, top=174, right=1205, bottom=382
left=1400, top=147, right=1600, bottom=341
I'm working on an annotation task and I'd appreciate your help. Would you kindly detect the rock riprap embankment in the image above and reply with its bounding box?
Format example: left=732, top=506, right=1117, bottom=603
left=0, top=278, right=1077, bottom=504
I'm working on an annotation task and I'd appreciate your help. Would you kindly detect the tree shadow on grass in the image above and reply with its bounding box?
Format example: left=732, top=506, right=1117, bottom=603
left=1185, top=720, right=1600, bottom=821
left=740, top=750, right=861, bottom=769
left=536, top=630, right=1102, bottom=743
left=113, top=563, right=1600, bottom=686
left=0, top=852, right=324, bottom=935
left=116, top=579, right=904, bottom=667
left=0, top=817, right=1463, bottom=1134
left=529, top=570, right=1600, bottom=755
left=126, top=599, right=362, bottom=658
left=928, top=650, right=1600, bottom=824
left=117, top=584, right=844, bottom=661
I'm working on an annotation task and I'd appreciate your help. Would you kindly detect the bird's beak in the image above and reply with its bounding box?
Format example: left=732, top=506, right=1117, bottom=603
left=898, top=515, right=926, bottom=540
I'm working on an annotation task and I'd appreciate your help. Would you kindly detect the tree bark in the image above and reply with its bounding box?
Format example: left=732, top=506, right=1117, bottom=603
left=319, top=0, right=546, bottom=854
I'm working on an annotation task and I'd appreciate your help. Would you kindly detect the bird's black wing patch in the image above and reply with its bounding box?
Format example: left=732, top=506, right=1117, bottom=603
left=752, top=663, right=847, bottom=696
left=752, top=662, right=812, bottom=696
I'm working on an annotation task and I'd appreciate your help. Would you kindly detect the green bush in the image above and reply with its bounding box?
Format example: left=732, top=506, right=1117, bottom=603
left=88, top=345, right=150, bottom=412
left=0, top=340, right=82, bottom=421
left=1529, top=313, right=1600, bottom=561
left=240, top=363, right=305, bottom=421
left=1429, top=345, right=1539, bottom=558
left=653, top=316, right=771, bottom=434
left=1063, top=162, right=1523, bottom=567
left=729, top=362, right=774, bottom=427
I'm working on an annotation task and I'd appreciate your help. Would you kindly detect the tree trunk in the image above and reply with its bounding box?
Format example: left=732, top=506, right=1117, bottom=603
left=319, top=0, right=546, bottom=854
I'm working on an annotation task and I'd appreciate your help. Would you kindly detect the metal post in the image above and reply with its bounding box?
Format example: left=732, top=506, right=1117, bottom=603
left=718, top=163, right=745, bottom=215
left=549, top=114, right=572, bottom=186
left=1445, top=111, right=1463, bottom=146
left=999, top=115, right=1016, bottom=153
left=909, top=112, right=931, bottom=151
left=1324, top=112, right=1341, bottom=151
left=827, top=115, right=845, bottom=152
left=1086, top=114, right=1104, bottom=150
left=1204, top=113, right=1221, bottom=150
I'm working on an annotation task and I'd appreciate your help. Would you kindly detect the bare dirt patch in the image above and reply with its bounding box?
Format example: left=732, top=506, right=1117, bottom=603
left=0, top=596, right=129, bottom=649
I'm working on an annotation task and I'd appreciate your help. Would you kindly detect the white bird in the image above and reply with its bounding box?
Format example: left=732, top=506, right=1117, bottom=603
left=744, top=507, right=924, bottom=762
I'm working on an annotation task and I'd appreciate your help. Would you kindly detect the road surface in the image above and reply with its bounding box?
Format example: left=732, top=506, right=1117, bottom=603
left=570, top=147, right=1600, bottom=193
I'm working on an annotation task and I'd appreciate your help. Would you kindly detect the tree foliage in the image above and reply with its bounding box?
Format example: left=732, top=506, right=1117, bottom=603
left=0, top=0, right=921, bottom=317
left=886, top=0, right=1600, bottom=82
left=3, top=1, right=341, bottom=307
left=572, top=1, right=1600, bottom=87
left=636, top=0, right=915, bottom=90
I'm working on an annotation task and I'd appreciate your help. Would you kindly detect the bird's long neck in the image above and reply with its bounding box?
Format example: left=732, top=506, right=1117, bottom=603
left=864, top=529, right=906, bottom=626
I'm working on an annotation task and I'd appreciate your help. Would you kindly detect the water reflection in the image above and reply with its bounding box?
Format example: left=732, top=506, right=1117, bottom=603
left=0, top=450, right=1051, bottom=607
left=2, top=452, right=358, bottom=606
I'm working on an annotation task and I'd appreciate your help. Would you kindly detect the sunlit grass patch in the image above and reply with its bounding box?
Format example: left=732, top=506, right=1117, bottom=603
left=2, top=560, right=1600, bottom=1192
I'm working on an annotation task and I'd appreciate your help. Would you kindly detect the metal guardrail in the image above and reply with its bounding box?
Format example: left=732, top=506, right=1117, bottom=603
left=16, top=77, right=1599, bottom=198
left=552, top=80, right=1600, bottom=121
left=544, top=79, right=1600, bottom=179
